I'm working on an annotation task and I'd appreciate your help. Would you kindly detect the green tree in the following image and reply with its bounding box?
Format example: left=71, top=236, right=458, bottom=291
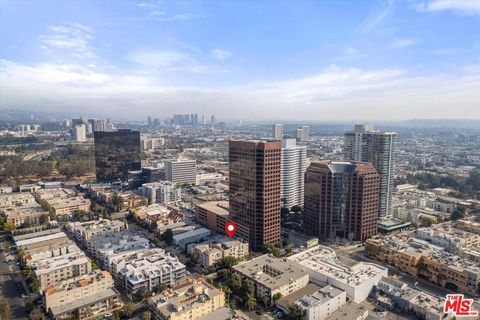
left=450, top=207, right=466, bottom=221
left=28, top=308, right=46, bottom=320
left=418, top=216, right=435, bottom=227
left=190, top=250, right=199, bottom=263
left=4, top=221, right=16, bottom=231
left=0, top=299, right=12, bottom=320
left=287, top=304, right=305, bottom=320
left=273, top=292, right=282, bottom=303
left=111, top=192, right=124, bottom=212
left=230, top=273, right=242, bottom=292
left=160, top=229, right=174, bottom=245
left=142, top=311, right=152, bottom=320
left=152, top=282, right=167, bottom=294
left=123, top=302, right=136, bottom=318
left=222, top=285, right=232, bottom=303
left=245, top=293, right=257, bottom=311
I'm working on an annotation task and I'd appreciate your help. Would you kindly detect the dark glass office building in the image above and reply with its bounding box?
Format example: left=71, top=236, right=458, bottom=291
left=94, top=129, right=141, bottom=182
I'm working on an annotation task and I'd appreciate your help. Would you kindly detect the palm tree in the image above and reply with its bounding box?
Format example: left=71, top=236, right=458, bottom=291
left=142, top=311, right=152, bottom=320
left=222, top=285, right=232, bottom=304
left=245, top=293, right=257, bottom=311
left=0, top=300, right=12, bottom=320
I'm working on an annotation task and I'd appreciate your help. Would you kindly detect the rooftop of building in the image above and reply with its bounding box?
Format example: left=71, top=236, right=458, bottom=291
left=32, top=250, right=89, bottom=275
left=233, top=254, right=308, bottom=290
left=67, top=218, right=125, bottom=233
left=196, top=201, right=229, bottom=216
left=172, top=227, right=211, bottom=241
left=43, top=270, right=112, bottom=296
left=15, top=231, right=68, bottom=247
left=149, top=279, right=223, bottom=317
left=88, top=229, right=149, bottom=251
left=49, top=288, right=119, bottom=317
left=276, top=283, right=323, bottom=310
left=13, top=228, right=62, bottom=242
left=47, top=196, right=90, bottom=209
left=288, top=245, right=388, bottom=287
left=119, top=252, right=185, bottom=285
left=369, top=236, right=480, bottom=274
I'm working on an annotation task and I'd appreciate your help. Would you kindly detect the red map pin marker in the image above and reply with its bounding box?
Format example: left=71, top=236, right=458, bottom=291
left=225, top=222, right=237, bottom=238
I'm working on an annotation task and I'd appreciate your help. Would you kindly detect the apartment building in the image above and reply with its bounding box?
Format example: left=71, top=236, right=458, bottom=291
left=456, top=219, right=480, bottom=234
left=191, top=240, right=249, bottom=267
left=43, top=270, right=117, bottom=314
left=277, top=284, right=347, bottom=320
left=115, top=249, right=186, bottom=298
left=233, top=254, right=309, bottom=304
left=148, top=279, right=225, bottom=320
left=65, top=219, right=126, bottom=246
left=138, top=181, right=181, bottom=204
left=32, top=250, right=92, bottom=289
left=288, top=245, right=387, bottom=303
left=47, top=197, right=91, bottom=216
left=86, top=229, right=150, bottom=269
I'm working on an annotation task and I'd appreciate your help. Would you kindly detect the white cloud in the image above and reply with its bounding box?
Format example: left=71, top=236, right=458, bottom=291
left=1, top=59, right=479, bottom=120
left=359, top=0, right=394, bottom=33
left=388, top=39, right=419, bottom=48
left=127, top=49, right=229, bottom=73
left=416, top=0, right=480, bottom=15
left=40, top=23, right=97, bottom=59
left=210, top=49, right=232, bottom=60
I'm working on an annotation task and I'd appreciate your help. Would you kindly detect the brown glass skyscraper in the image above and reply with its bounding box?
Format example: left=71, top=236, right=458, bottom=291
left=229, top=140, right=281, bottom=251
left=304, top=160, right=379, bottom=242
left=94, top=129, right=141, bottom=183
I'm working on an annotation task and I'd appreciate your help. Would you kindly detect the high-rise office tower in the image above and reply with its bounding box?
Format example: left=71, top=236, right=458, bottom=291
left=72, top=124, right=86, bottom=142
left=211, top=115, right=216, bottom=127
left=165, top=158, right=197, bottom=185
left=147, top=116, right=152, bottom=126
left=153, top=118, right=160, bottom=126
left=344, top=124, right=396, bottom=218
left=272, top=124, right=283, bottom=140
left=201, top=114, right=206, bottom=126
left=229, top=139, right=281, bottom=251
left=281, top=139, right=307, bottom=208
left=304, top=160, right=379, bottom=242
left=296, top=126, right=310, bottom=141
left=94, top=129, right=141, bottom=182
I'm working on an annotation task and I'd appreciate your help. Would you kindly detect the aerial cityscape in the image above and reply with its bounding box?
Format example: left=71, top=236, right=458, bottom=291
left=1, top=1, right=479, bottom=320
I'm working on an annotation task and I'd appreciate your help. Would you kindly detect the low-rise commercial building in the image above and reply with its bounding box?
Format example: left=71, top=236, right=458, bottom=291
left=131, top=204, right=183, bottom=229
left=172, top=228, right=211, bottom=248
left=365, top=235, right=480, bottom=297
left=195, top=201, right=229, bottom=235
left=288, top=245, right=388, bottom=303
left=233, top=254, right=309, bottom=304
left=148, top=279, right=225, bottom=320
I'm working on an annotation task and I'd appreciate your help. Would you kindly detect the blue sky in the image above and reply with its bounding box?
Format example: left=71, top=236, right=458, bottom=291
left=0, top=0, right=479, bottom=120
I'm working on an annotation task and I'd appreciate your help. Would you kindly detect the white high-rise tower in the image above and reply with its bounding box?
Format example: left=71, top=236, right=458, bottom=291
left=344, top=124, right=396, bottom=218
left=281, top=139, right=307, bottom=208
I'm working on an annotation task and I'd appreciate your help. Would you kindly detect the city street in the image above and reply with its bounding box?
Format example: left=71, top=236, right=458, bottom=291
left=0, top=237, right=27, bottom=320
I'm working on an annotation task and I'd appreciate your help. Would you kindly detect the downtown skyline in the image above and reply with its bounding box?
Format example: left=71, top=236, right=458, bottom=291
left=1, top=0, right=479, bottom=121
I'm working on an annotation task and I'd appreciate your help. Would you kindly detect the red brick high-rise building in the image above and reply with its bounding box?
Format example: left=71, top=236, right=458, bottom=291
left=229, top=140, right=281, bottom=251
left=304, top=160, right=379, bottom=242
